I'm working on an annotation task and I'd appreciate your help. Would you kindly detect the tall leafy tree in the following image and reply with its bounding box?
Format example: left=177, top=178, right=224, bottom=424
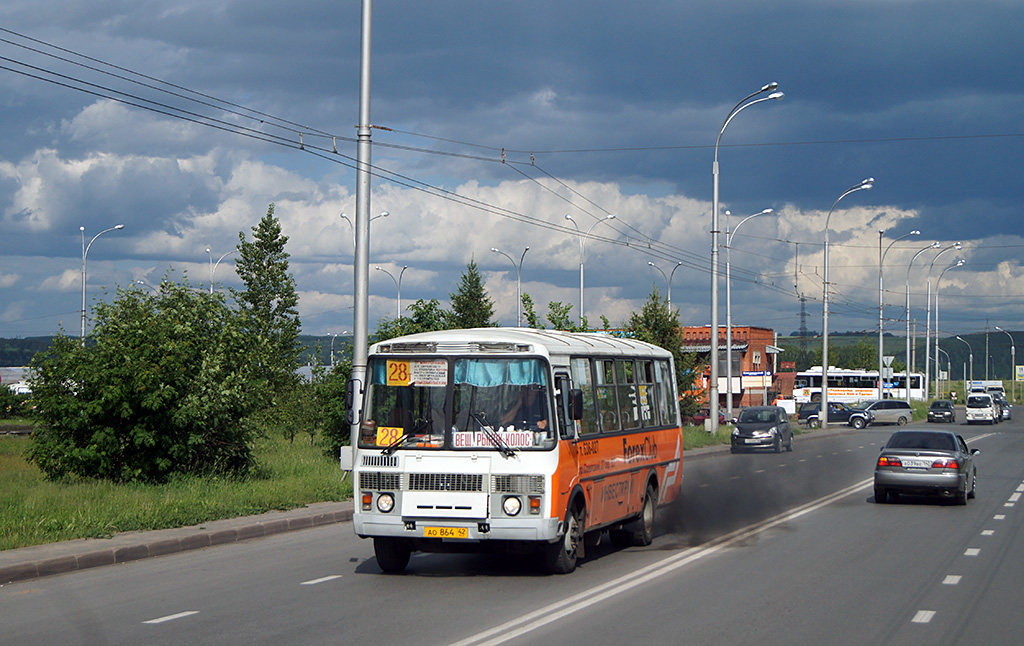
left=28, top=281, right=261, bottom=482
left=233, top=204, right=302, bottom=393
left=448, top=258, right=495, bottom=329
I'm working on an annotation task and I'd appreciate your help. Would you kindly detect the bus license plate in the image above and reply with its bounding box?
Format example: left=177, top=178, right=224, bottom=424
left=424, top=526, right=469, bottom=539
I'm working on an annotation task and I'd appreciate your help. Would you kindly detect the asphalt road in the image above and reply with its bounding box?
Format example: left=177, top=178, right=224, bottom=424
left=2, top=417, right=1021, bottom=646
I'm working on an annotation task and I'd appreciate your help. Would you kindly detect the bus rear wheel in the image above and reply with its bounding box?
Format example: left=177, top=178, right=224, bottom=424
left=373, top=537, right=411, bottom=573
left=626, top=485, right=657, bottom=546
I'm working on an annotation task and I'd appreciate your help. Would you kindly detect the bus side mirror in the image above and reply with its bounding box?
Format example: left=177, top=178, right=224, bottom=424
left=345, top=378, right=362, bottom=425
left=570, top=389, right=584, bottom=421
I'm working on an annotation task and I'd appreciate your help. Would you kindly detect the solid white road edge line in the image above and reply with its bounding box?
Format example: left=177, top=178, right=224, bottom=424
left=450, top=477, right=873, bottom=646
left=143, top=611, right=200, bottom=625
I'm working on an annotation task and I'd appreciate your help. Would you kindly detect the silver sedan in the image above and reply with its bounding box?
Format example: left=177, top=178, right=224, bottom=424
left=874, top=430, right=979, bottom=505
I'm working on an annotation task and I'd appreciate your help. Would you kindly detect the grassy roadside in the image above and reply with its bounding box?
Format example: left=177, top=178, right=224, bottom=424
left=0, top=434, right=352, bottom=551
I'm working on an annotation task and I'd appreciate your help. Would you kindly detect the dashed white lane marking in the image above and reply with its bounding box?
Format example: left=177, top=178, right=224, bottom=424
left=981, top=530, right=995, bottom=536
left=301, top=575, right=343, bottom=586
left=1016, top=484, right=1024, bottom=492
left=912, top=610, right=936, bottom=624
left=1009, top=492, right=1021, bottom=502
left=942, top=575, right=962, bottom=585
left=143, top=611, right=199, bottom=625
left=755, top=469, right=765, bottom=474
left=994, top=514, right=1006, bottom=520
left=965, top=548, right=981, bottom=557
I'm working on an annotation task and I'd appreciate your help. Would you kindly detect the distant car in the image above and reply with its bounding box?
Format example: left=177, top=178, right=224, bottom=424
left=927, top=400, right=956, bottom=423
left=798, top=401, right=873, bottom=429
left=965, top=392, right=998, bottom=425
left=854, top=399, right=913, bottom=426
left=874, top=430, right=979, bottom=504
left=687, top=408, right=727, bottom=427
left=731, top=406, right=793, bottom=453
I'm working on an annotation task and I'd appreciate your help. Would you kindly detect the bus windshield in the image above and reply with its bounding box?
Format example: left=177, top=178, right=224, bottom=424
left=361, top=356, right=556, bottom=452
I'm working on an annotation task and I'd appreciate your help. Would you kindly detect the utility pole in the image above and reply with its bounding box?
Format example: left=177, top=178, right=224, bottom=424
left=349, top=0, right=374, bottom=447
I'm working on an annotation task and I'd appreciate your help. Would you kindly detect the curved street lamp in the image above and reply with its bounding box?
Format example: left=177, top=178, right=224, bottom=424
left=821, top=178, right=873, bottom=426
left=491, top=246, right=530, bottom=327
left=925, top=242, right=961, bottom=397
left=904, top=242, right=940, bottom=402
left=995, top=326, right=1016, bottom=402
left=375, top=264, right=407, bottom=319
left=340, top=210, right=389, bottom=247
left=878, top=229, right=920, bottom=398
left=565, top=214, right=616, bottom=325
left=81, top=223, right=125, bottom=343
left=205, top=248, right=236, bottom=294
left=709, top=83, right=784, bottom=433
left=935, top=259, right=963, bottom=399
left=725, top=208, right=775, bottom=419
left=955, top=335, right=974, bottom=386
left=647, top=260, right=683, bottom=307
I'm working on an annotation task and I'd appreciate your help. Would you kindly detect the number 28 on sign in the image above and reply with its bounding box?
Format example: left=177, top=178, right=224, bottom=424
left=387, top=360, right=411, bottom=386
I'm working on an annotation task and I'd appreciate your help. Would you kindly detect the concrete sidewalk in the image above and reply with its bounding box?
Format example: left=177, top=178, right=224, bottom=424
left=0, top=501, right=354, bottom=585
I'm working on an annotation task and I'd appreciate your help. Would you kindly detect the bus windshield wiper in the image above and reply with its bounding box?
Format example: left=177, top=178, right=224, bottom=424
left=380, top=419, right=434, bottom=455
left=470, top=412, right=517, bottom=459
left=381, top=433, right=419, bottom=456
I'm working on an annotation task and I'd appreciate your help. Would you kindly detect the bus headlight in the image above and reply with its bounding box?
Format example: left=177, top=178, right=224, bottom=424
left=377, top=493, right=395, bottom=513
left=502, top=496, right=522, bottom=516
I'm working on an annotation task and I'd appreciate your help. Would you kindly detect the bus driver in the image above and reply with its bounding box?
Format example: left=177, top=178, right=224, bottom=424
left=501, top=385, right=548, bottom=431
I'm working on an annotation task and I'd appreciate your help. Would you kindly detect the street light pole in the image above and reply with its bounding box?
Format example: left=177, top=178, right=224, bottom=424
left=956, top=335, right=974, bottom=386
left=710, top=82, right=784, bottom=434
left=926, top=243, right=961, bottom=398
left=564, top=214, right=616, bottom=325
left=205, top=248, right=236, bottom=294
left=81, top=223, right=125, bottom=344
left=725, top=208, right=774, bottom=419
left=341, top=211, right=389, bottom=248
left=879, top=230, right=920, bottom=398
left=935, top=259, right=963, bottom=398
left=905, top=242, right=940, bottom=403
left=996, top=326, right=1016, bottom=402
left=492, top=246, right=529, bottom=327
left=821, top=179, right=873, bottom=427
left=374, top=265, right=407, bottom=319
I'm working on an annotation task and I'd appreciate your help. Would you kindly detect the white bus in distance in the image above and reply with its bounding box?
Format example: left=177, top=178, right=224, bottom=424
left=793, top=366, right=925, bottom=404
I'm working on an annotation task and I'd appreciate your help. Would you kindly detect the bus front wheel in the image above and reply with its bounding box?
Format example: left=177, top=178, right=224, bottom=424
left=544, top=503, right=584, bottom=574
left=374, top=537, right=411, bottom=573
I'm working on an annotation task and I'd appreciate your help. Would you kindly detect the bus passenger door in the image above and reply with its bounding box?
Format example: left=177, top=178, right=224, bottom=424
left=554, top=372, right=584, bottom=523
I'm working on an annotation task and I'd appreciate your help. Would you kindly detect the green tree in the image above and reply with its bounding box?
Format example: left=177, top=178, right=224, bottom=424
left=233, top=204, right=302, bottom=394
left=448, top=259, right=495, bottom=328
left=622, top=288, right=700, bottom=417
left=373, top=299, right=453, bottom=342
left=28, top=281, right=261, bottom=482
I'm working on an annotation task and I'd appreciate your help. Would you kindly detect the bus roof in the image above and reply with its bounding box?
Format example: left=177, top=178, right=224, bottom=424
left=369, top=328, right=672, bottom=359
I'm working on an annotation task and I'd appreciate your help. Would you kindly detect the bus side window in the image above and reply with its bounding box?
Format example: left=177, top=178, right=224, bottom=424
left=596, top=359, right=620, bottom=433
left=617, top=359, right=640, bottom=430
left=554, top=373, right=579, bottom=440
left=570, top=357, right=600, bottom=436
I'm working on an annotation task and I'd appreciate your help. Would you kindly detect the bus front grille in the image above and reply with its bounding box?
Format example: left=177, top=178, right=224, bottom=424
left=492, top=474, right=545, bottom=495
left=408, top=473, right=484, bottom=492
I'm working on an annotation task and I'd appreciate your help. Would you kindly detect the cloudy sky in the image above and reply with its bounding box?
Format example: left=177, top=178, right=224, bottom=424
left=1, top=1, right=1022, bottom=343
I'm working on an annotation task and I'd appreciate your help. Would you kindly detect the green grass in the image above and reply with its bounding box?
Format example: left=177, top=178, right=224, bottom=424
left=0, top=434, right=352, bottom=551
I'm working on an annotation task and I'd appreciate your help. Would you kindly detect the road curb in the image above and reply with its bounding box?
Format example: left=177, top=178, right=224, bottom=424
left=0, top=501, right=354, bottom=585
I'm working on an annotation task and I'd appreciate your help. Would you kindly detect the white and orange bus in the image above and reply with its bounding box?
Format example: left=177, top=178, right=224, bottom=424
left=341, top=328, right=683, bottom=573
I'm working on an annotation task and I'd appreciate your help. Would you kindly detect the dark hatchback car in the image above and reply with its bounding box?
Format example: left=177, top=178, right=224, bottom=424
left=927, top=400, right=956, bottom=423
left=731, top=406, right=793, bottom=453
left=874, top=430, right=979, bottom=505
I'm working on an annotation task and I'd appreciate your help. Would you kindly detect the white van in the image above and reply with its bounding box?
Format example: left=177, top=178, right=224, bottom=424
left=965, top=393, right=997, bottom=425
